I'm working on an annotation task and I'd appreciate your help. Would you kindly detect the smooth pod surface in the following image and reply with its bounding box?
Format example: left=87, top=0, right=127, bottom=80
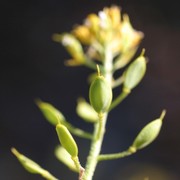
left=124, top=56, right=146, bottom=91
left=56, top=124, right=78, bottom=157
left=89, top=75, right=112, bottom=114
left=36, top=99, right=65, bottom=126
left=76, top=98, right=98, bottom=123
left=132, top=119, right=162, bottom=150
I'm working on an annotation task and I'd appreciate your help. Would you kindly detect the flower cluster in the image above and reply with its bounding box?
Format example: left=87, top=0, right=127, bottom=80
left=53, top=6, right=143, bottom=67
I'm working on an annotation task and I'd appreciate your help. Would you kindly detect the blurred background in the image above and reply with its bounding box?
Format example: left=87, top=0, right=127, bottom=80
left=0, top=0, right=180, bottom=179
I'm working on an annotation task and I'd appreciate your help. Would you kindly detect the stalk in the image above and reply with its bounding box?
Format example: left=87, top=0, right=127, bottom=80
left=82, top=47, right=113, bottom=180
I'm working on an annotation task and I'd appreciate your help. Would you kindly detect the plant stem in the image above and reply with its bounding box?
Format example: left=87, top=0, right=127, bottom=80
left=82, top=113, right=108, bottom=180
left=63, top=121, right=93, bottom=139
left=109, top=90, right=130, bottom=111
left=82, top=46, right=113, bottom=180
left=98, top=148, right=136, bottom=162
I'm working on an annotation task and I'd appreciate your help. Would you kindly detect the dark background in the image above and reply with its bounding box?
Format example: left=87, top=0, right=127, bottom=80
left=0, top=0, right=180, bottom=179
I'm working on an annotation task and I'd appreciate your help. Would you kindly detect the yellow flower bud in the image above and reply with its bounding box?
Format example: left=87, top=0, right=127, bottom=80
left=73, top=25, right=93, bottom=45
left=56, top=124, right=78, bottom=157
left=52, top=33, right=85, bottom=66
left=85, top=14, right=99, bottom=34
left=106, top=6, right=121, bottom=28
left=121, top=15, right=144, bottom=52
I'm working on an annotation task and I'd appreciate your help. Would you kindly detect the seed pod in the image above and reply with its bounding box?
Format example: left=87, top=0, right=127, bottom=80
left=89, top=72, right=112, bottom=114
left=131, top=110, right=166, bottom=150
left=55, top=145, right=78, bottom=172
left=36, top=99, right=65, bottom=126
left=11, top=148, right=58, bottom=179
left=11, top=148, right=43, bottom=174
left=56, top=124, right=78, bottom=157
left=123, top=54, right=146, bottom=91
left=76, top=98, right=98, bottom=123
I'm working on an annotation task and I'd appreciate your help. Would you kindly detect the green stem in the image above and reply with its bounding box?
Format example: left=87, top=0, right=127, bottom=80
left=109, top=90, right=130, bottom=111
left=112, top=75, right=124, bottom=89
left=82, top=113, right=108, bottom=180
left=72, top=156, right=85, bottom=180
left=82, top=46, right=113, bottom=180
left=62, top=121, right=93, bottom=140
left=98, top=147, right=136, bottom=162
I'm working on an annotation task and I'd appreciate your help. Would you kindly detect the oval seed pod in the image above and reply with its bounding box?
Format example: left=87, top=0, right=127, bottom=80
left=76, top=98, right=98, bottom=123
left=11, top=148, right=58, bottom=179
left=123, top=54, right=146, bottom=91
left=131, top=110, right=166, bottom=150
left=89, top=73, right=112, bottom=114
left=56, top=124, right=78, bottom=157
left=36, top=99, right=65, bottom=126
left=55, top=145, right=78, bottom=172
left=11, top=148, right=42, bottom=174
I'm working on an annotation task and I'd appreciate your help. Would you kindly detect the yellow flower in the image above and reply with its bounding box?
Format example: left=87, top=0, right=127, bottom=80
left=53, top=33, right=86, bottom=66
left=72, top=25, right=94, bottom=45
left=120, top=15, right=144, bottom=52
left=104, top=6, right=121, bottom=28
left=85, top=14, right=100, bottom=34
left=56, top=6, right=144, bottom=63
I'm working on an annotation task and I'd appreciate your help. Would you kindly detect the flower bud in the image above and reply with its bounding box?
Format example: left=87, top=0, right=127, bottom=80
left=52, top=33, right=85, bottom=65
left=123, top=53, right=146, bottom=91
left=131, top=110, right=166, bottom=150
left=56, top=124, right=78, bottom=157
left=73, top=25, right=93, bottom=45
left=89, top=68, right=112, bottom=114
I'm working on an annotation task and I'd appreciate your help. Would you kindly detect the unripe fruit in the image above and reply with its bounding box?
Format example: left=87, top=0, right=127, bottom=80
left=76, top=98, right=98, bottom=123
left=89, top=74, right=112, bottom=114
left=131, top=110, right=165, bottom=150
left=36, top=99, right=65, bottom=126
left=124, top=55, right=146, bottom=91
left=11, top=148, right=42, bottom=174
left=56, top=124, right=78, bottom=157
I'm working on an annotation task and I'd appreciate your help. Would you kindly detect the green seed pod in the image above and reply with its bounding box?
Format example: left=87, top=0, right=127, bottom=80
left=11, top=148, right=58, bottom=179
left=131, top=110, right=166, bottom=150
left=55, top=145, right=78, bottom=172
left=123, top=53, right=146, bottom=91
left=56, top=124, right=78, bottom=157
left=89, top=71, right=112, bottom=114
left=11, top=148, right=42, bottom=174
left=36, top=99, right=65, bottom=126
left=76, top=97, right=98, bottom=123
